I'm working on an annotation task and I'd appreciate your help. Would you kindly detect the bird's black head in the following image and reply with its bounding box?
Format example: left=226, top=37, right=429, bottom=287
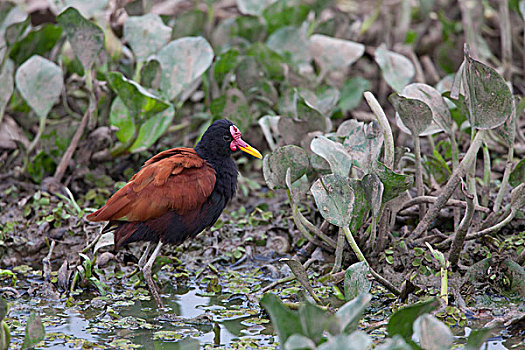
left=195, top=119, right=262, bottom=162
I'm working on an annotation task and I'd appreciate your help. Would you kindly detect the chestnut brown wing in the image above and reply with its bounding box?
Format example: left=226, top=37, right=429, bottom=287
left=86, top=148, right=216, bottom=222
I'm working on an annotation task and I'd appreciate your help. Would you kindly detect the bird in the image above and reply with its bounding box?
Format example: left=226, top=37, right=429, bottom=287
left=86, top=119, right=262, bottom=307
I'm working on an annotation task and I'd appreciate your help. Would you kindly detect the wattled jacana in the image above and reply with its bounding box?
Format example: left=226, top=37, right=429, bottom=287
left=87, top=119, right=262, bottom=306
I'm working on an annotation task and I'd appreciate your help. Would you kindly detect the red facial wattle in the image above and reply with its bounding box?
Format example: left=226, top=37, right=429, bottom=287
left=229, top=125, right=262, bottom=159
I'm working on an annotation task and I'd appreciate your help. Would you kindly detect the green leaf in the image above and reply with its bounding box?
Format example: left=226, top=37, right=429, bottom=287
left=465, top=328, right=492, bottom=350
left=129, top=104, right=175, bottom=153
left=246, top=43, right=285, bottom=80
left=22, top=312, right=45, bottom=349
left=298, top=301, right=329, bottom=344
left=299, top=87, right=340, bottom=116
left=310, top=34, right=364, bottom=72
left=107, top=71, right=170, bottom=118
left=335, top=293, right=371, bottom=334
left=9, top=24, right=63, bottom=65
left=260, top=294, right=304, bottom=345
left=109, top=97, right=136, bottom=144
left=263, top=1, right=310, bottom=35
left=462, top=51, right=513, bottom=130
left=338, top=77, right=371, bottom=113
left=27, top=151, right=56, bottom=184
left=389, top=93, right=433, bottom=136
left=510, top=158, right=525, bottom=188
left=310, top=174, right=354, bottom=227
left=510, top=183, right=525, bottom=210
left=0, top=59, right=14, bottom=118
left=285, top=334, right=315, bottom=350
left=363, top=174, right=383, bottom=216
left=349, top=179, right=371, bottom=233
left=57, top=7, right=105, bottom=70
left=318, top=332, right=372, bottom=350
left=15, top=55, right=63, bottom=119
left=124, top=14, right=171, bottom=62
left=54, top=0, right=108, bottom=18
left=267, top=26, right=310, bottom=66
left=286, top=170, right=310, bottom=203
left=344, top=262, right=371, bottom=301
left=375, top=335, right=413, bottom=350
left=214, top=48, right=240, bottom=83
left=238, top=0, right=278, bottom=16
left=413, top=314, right=453, bottom=350
left=401, top=83, right=453, bottom=136
left=157, top=36, right=214, bottom=101
left=263, top=145, right=310, bottom=189
left=387, top=298, right=439, bottom=343
left=375, top=45, right=414, bottom=92
left=374, top=161, right=413, bottom=202
left=172, top=10, right=207, bottom=39
left=340, top=119, right=384, bottom=172
left=311, top=136, right=352, bottom=177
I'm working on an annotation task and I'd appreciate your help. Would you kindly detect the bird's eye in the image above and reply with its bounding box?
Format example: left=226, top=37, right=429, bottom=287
left=223, top=135, right=232, bottom=142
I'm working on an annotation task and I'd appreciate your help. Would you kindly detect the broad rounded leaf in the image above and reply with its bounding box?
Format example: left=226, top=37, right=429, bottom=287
left=157, top=37, right=214, bottom=101
left=310, top=34, right=364, bottom=72
left=285, top=169, right=310, bottom=203
left=463, top=53, right=512, bottom=129
left=107, top=71, right=170, bottom=117
left=267, top=26, right=310, bottom=66
left=263, top=145, right=310, bottom=189
left=260, top=294, right=303, bottom=345
left=237, top=0, right=277, bottom=16
left=318, top=332, right=372, bottom=350
left=15, top=55, right=63, bottom=119
left=389, top=93, right=433, bottom=136
left=341, top=120, right=384, bottom=172
left=285, top=334, right=316, bottom=350
left=9, top=24, right=63, bottom=65
left=338, top=77, right=371, bottom=113
left=124, top=14, right=171, bottom=62
left=344, top=262, right=371, bottom=301
left=362, top=174, right=383, bottom=216
left=299, top=87, right=340, bottom=116
left=52, top=0, right=108, bottom=18
left=375, top=45, right=414, bottom=92
left=413, top=314, right=453, bottom=350
left=375, top=161, right=413, bottom=203
left=335, top=293, right=371, bottom=334
left=129, top=104, right=175, bottom=153
left=401, top=83, right=452, bottom=135
left=510, top=183, right=525, bottom=210
left=311, top=135, right=352, bottom=177
left=375, top=335, right=413, bottom=350
left=57, top=7, right=105, bottom=70
left=109, top=97, right=135, bottom=144
left=510, top=158, right=525, bottom=188
left=310, top=174, right=354, bottom=227
left=0, top=60, right=14, bottom=117
left=387, top=298, right=439, bottom=341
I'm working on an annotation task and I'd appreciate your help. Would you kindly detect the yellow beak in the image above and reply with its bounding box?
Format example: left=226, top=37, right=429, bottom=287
left=239, top=144, right=263, bottom=159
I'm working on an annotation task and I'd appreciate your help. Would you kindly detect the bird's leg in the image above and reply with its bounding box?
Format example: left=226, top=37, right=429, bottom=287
left=138, top=242, right=152, bottom=269
left=141, top=241, right=164, bottom=308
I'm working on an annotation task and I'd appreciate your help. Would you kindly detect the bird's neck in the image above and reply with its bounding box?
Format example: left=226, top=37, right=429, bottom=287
left=195, top=147, right=238, bottom=200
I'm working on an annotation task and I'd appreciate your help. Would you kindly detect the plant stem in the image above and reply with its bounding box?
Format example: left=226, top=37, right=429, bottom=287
left=465, top=209, right=517, bottom=241
left=413, top=136, right=425, bottom=221
left=412, top=130, right=486, bottom=238
left=493, top=144, right=514, bottom=212
left=330, top=229, right=345, bottom=274
left=440, top=266, right=448, bottom=305
left=364, top=91, right=394, bottom=169
left=133, top=60, right=144, bottom=82
left=343, top=226, right=400, bottom=295
left=448, top=188, right=474, bottom=267
left=481, top=143, right=491, bottom=208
